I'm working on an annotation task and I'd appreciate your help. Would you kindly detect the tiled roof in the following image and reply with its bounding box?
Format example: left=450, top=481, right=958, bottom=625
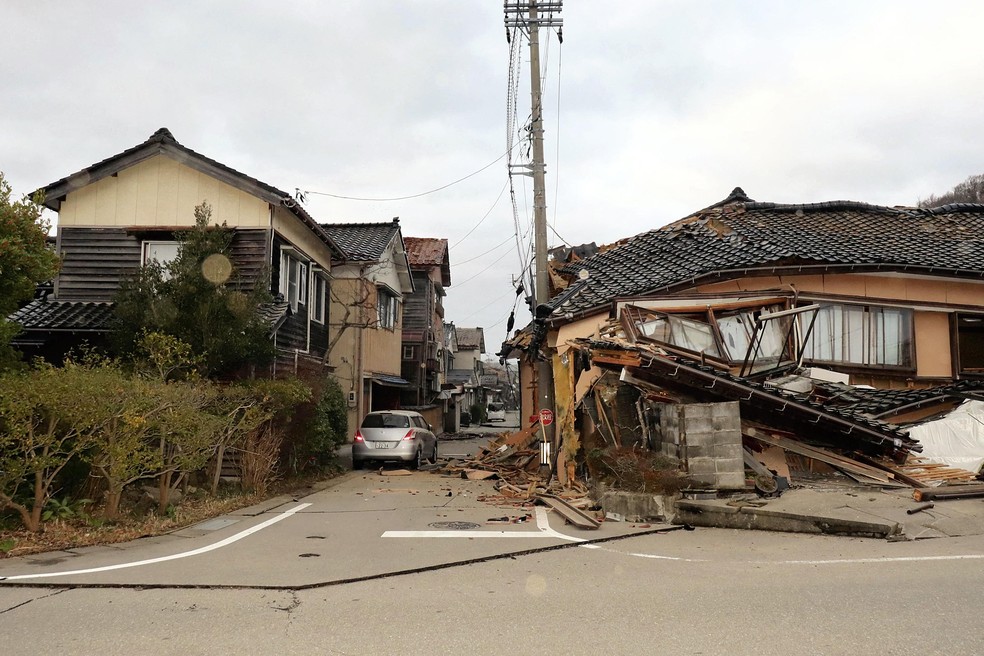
left=446, top=369, right=476, bottom=385
left=404, top=237, right=451, bottom=286
left=8, top=299, right=115, bottom=332
left=9, top=297, right=292, bottom=336
left=322, top=219, right=401, bottom=261
left=549, top=188, right=984, bottom=320
left=456, top=327, right=485, bottom=352
left=38, top=128, right=344, bottom=260
left=258, top=298, right=291, bottom=334
left=815, top=380, right=984, bottom=420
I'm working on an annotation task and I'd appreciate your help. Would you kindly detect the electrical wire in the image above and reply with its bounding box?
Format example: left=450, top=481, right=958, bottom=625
left=453, top=247, right=516, bottom=288
left=451, top=234, right=514, bottom=267
left=551, top=33, right=563, bottom=232
left=303, top=148, right=511, bottom=202
left=450, top=179, right=509, bottom=250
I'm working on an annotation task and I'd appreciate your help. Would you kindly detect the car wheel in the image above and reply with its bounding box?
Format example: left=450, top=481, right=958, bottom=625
left=431, top=439, right=439, bottom=464
left=352, top=459, right=365, bottom=470
left=410, top=448, right=422, bottom=470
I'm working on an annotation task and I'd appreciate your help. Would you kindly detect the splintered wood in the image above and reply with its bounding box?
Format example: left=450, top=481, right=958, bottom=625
left=441, top=427, right=592, bottom=509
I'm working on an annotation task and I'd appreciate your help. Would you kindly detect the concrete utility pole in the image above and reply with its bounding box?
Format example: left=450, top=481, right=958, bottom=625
left=504, top=1, right=563, bottom=472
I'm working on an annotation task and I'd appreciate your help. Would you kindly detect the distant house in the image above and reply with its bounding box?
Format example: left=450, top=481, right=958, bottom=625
left=8, top=128, right=345, bottom=374
left=454, top=327, right=486, bottom=374
left=321, top=218, right=415, bottom=434
left=400, top=237, right=451, bottom=430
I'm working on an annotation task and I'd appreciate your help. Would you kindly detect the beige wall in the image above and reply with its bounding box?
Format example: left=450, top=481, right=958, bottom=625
left=914, top=311, right=953, bottom=378
left=696, top=272, right=984, bottom=308
left=271, top=205, right=336, bottom=267
left=58, top=155, right=269, bottom=228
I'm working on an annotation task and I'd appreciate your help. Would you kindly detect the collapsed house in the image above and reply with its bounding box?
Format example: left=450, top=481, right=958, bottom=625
left=502, top=188, right=984, bottom=496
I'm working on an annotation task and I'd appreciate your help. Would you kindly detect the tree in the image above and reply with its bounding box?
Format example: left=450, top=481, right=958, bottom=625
left=112, top=202, right=275, bottom=378
left=0, top=172, right=60, bottom=370
left=918, top=173, right=984, bottom=208
left=0, top=362, right=104, bottom=531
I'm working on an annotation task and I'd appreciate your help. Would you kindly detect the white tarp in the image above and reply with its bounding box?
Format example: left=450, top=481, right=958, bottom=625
left=908, top=400, right=984, bottom=473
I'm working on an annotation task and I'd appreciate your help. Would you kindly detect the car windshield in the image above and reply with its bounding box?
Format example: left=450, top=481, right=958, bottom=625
left=361, top=413, right=410, bottom=429
left=488, top=403, right=502, bottom=412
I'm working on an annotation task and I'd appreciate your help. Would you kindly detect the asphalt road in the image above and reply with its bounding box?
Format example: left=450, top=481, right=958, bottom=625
left=2, top=412, right=983, bottom=655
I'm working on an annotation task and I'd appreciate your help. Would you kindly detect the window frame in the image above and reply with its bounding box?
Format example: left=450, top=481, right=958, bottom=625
left=280, top=250, right=310, bottom=313
left=311, top=274, right=328, bottom=325
left=377, top=286, right=399, bottom=330
left=801, top=302, right=914, bottom=371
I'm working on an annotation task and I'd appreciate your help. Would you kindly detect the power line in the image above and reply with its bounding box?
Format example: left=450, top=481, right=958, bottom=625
left=453, top=247, right=515, bottom=287
left=303, top=148, right=512, bottom=202
left=451, top=234, right=514, bottom=267
left=450, top=179, right=509, bottom=250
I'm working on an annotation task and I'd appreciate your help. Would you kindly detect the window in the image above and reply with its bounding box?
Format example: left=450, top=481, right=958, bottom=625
left=280, top=251, right=308, bottom=312
left=378, top=287, right=398, bottom=330
left=403, top=345, right=416, bottom=360
left=802, top=304, right=913, bottom=368
left=143, top=241, right=180, bottom=266
left=311, top=275, right=328, bottom=324
left=958, top=314, right=984, bottom=374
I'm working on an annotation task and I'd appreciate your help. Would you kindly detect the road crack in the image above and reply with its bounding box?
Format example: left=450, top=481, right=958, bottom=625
left=0, top=587, right=70, bottom=614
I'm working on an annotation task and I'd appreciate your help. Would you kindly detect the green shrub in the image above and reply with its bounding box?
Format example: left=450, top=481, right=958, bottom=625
left=309, top=377, right=348, bottom=461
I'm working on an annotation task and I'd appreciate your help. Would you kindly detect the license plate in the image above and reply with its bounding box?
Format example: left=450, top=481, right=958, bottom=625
left=371, top=441, right=396, bottom=449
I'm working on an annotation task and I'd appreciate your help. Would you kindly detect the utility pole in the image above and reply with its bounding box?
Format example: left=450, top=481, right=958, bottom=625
left=504, top=1, right=563, bottom=473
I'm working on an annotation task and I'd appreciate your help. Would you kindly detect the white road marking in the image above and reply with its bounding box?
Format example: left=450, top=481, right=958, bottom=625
left=382, top=507, right=585, bottom=541
left=384, top=509, right=984, bottom=566
left=0, top=503, right=312, bottom=581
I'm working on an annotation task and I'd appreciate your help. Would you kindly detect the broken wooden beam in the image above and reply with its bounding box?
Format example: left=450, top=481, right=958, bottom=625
left=913, top=484, right=984, bottom=502
left=536, top=493, right=600, bottom=529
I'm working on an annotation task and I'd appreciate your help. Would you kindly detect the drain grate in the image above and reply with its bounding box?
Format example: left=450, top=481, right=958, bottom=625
left=428, top=521, right=480, bottom=530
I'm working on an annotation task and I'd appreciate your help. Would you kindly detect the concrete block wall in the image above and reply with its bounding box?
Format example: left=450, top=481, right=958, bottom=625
left=658, top=401, right=745, bottom=490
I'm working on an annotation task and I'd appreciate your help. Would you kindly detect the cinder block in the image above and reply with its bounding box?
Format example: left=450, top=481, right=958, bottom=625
left=715, top=457, right=745, bottom=474
left=712, top=444, right=744, bottom=460
left=714, top=471, right=747, bottom=490
left=686, top=457, right=717, bottom=475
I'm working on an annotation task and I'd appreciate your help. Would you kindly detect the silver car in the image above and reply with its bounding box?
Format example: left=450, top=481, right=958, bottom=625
left=352, top=410, right=438, bottom=470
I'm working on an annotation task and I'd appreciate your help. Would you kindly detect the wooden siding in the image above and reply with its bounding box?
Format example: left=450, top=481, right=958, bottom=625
left=56, top=227, right=141, bottom=300
left=56, top=227, right=270, bottom=301
left=229, top=229, right=271, bottom=292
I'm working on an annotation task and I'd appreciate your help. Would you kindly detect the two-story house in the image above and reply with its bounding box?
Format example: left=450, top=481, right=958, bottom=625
left=321, top=218, right=415, bottom=433
left=400, top=237, right=451, bottom=430
left=8, top=128, right=344, bottom=375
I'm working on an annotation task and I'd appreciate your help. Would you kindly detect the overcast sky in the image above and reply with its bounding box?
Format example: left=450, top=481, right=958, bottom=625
left=4, top=1, right=984, bottom=349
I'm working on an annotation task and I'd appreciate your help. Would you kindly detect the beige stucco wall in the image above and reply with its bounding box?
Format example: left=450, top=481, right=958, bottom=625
left=696, top=272, right=984, bottom=307
left=914, top=311, right=953, bottom=378
left=57, top=155, right=269, bottom=228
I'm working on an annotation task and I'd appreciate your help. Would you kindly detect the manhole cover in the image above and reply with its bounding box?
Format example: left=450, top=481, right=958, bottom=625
left=428, top=521, right=480, bottom=530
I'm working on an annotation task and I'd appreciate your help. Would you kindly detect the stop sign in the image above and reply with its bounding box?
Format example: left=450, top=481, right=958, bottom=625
left=539, top=408, right=554, bottom=426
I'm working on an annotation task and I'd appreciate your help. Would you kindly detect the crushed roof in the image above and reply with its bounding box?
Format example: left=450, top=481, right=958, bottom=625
left=322, top=219, right=402, bottom=261
left=404, top=237, right=451, bottom=286
left=549, top=187, right=984, bottom=320
left=38, top=128, right=344, bottom=260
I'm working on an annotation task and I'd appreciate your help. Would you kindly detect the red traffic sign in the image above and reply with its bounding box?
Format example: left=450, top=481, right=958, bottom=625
left=539, top=408, right=554, bottom=426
